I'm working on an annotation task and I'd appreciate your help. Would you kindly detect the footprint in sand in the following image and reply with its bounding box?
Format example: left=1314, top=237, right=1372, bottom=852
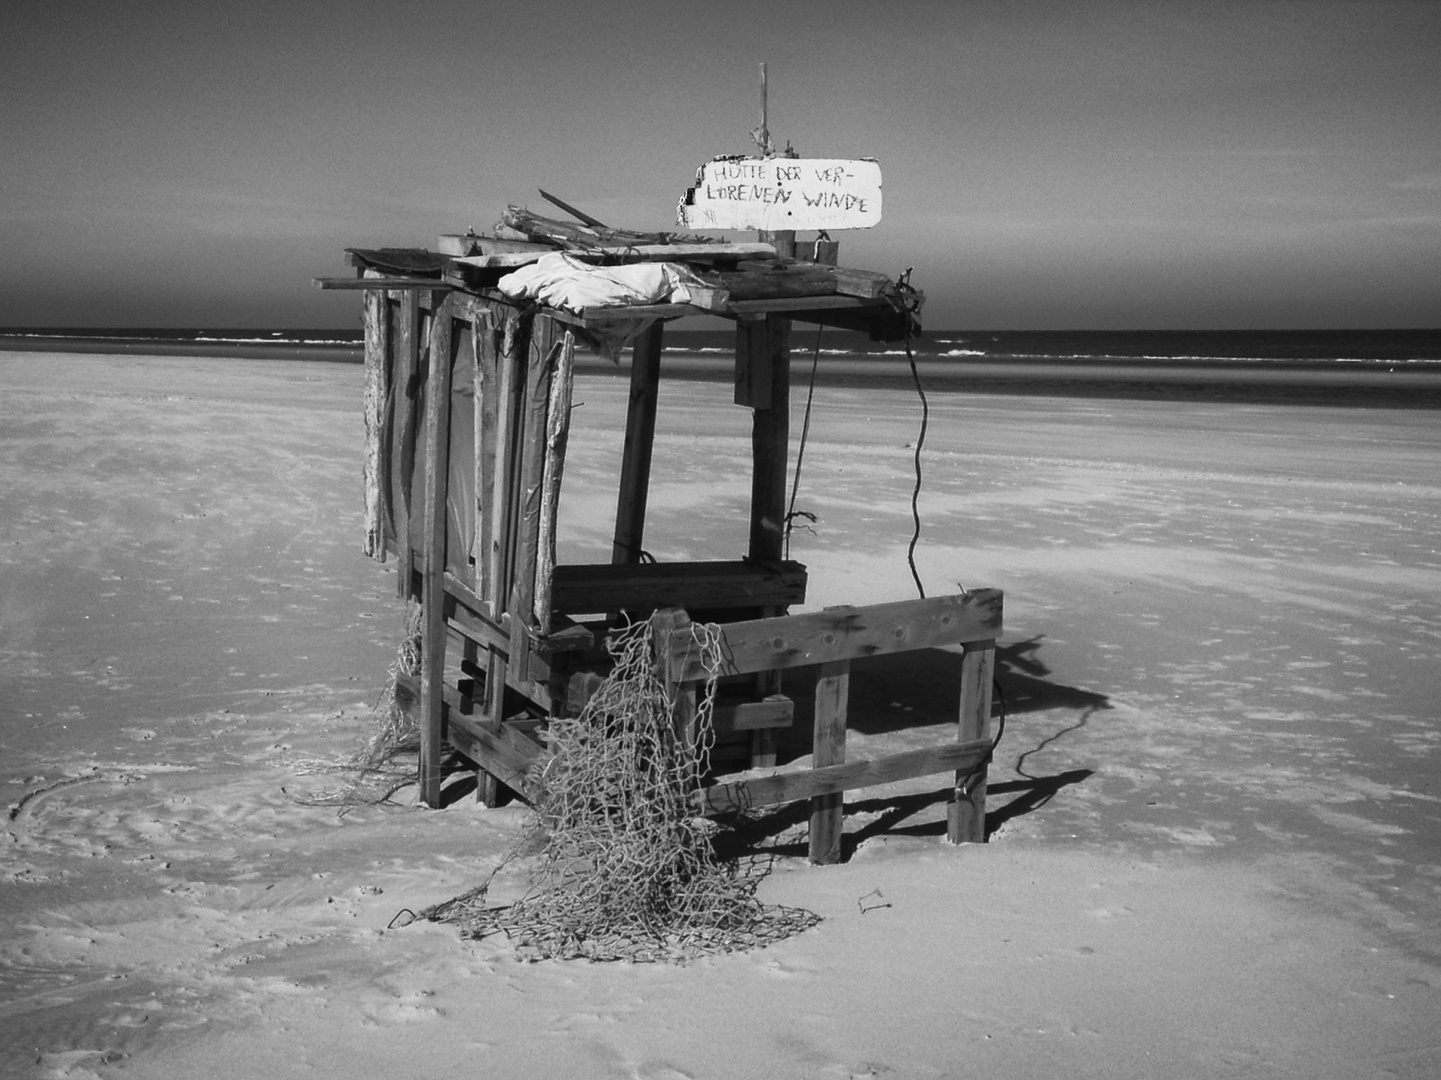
left=1086, top=904, right=1135, bottom=919
left=362, top=992, right=445, bottom=1025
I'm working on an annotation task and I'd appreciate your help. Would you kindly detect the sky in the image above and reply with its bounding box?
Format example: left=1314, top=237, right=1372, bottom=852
left=2, top=0, right=1439, bottom=331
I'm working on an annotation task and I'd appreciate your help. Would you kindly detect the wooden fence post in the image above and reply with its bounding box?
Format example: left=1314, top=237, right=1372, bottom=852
left=809, top=658, right=850, bottom=864
left=948, top=639, right=996, bottom=843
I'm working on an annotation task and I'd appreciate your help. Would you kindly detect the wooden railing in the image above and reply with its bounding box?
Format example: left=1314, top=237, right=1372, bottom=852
left=656, top=589, right=1002, bottom=863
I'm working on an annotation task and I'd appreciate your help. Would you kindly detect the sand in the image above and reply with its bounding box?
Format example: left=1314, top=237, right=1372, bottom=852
left=2, top=351, right=1439, bottom=1079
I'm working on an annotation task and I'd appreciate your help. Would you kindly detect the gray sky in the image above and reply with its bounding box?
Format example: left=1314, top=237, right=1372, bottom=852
left=3, top=0, right=1438, bottom=329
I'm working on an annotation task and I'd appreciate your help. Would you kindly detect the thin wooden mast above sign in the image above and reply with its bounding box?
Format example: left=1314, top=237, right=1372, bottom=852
left=677, top=156, right=883, bottom=232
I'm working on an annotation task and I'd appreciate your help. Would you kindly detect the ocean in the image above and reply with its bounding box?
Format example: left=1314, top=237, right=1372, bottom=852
left=4, top=326, right=1441, bottom=406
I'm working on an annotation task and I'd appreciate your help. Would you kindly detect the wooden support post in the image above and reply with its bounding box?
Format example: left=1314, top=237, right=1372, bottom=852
left=613, top=320, right=664, bottom=565
left=743, top=313, right=791, bottom=769
left=472, top=311, right=495, bottom=592
left=733, top=318, right=770, bottom=408
left=809, top=658, right=849, bottom=864
left=361, top=282, right=390, bottom=561
left=418, top=294, right=455, bottom=808
left=760, top=229, right=796, bottom=260
left=477, top=309, right=529, bottom=808
left=744, top=313, right=791, bottom=562
left=486, top=312, right=527, bottom=620
left=948, top=639, right=996, bottom=844
left=391, top=290, right=421, bottom=598
left=534, top=331, right=575, bottom=628
left=467, top=305, right=510, bottom=807
left=509, top=317, right=558, bottom=669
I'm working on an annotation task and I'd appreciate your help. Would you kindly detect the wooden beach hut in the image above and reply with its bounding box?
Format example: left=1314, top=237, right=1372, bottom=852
left=317, top=193, right=1003, bottom=864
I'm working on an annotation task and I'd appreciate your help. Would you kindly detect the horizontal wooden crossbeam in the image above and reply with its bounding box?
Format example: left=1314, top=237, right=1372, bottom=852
left=695, top=738, right=994, bottom=816
left=712, top=694, right=794, bottom=734
left=550, top=560, right=807, bottom=616
left=393, top=671, right=546, bottom=801
left=667, top=589, right=1003, bottom=683
left=313, top=276, right=451, bottom=290
left=445, top=713, right=546, bottom=801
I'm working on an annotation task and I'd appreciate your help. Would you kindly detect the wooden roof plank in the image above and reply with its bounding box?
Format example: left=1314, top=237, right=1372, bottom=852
left=314, top=276, right=453, bottom=290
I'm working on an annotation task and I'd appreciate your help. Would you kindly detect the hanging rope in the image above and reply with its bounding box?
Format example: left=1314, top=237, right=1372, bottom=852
left=896, top=269, right=929, bottom=598
left=783, top=323, right=825, bottom=559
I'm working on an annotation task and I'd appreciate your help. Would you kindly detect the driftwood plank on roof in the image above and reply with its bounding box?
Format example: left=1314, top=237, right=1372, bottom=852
left=457, top=242, right=776, bottom=270
left=316, top=276, right=451, bottom=290
left=717, top=263, right=836, bottom=301
left=502, top=206, right=718, bottom=249
left=438, top=234, right=560, bottom=257
left=346, top=248, right=450, bottom=276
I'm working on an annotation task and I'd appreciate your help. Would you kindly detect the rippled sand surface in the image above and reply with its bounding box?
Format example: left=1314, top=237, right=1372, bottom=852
left=3, top=352, right=1438, bottom=1079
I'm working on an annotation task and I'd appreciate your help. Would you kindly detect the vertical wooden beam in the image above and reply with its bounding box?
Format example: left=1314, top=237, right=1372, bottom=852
left=612, top=320, right=664, bottom=565
left=391, top=290, right=422, bottom=599
left=760, top=229, right=796, bottom=260
left=475, top=309, right=528, bottom=808
left=745, top=313, right=791, bottom=562
left=361, top=283, right=390, bottom=561
left=948, top=639, right=996, bottom=844
left=534, top=331, right=575, bottom=628
left=486, top=311, right=528, bottom=620
left=509, top=316, right=558, bottom=645
left=733, top=317, right=771, bottom=408
left=745, top=313, right=791, bottom=769
left=809, top=658, right=849, bottom=864
left=418, top=295, right=454, bottom=808
left=445, top=307, right=478, bottom=585
left=471, top=310, right=496, bottom=593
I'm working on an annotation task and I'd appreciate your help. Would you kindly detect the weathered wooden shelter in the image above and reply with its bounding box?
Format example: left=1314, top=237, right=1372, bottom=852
left=318, top=202, right=1002, bottom=863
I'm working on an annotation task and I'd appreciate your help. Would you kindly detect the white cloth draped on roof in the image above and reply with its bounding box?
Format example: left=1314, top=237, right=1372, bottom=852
left=495, top=252, right=717, bottom=362
left=496, top=251, right=715, bottom=311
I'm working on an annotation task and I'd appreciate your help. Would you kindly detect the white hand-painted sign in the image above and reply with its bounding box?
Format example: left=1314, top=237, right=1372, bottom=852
left=677, top=157, right=882, bottom=231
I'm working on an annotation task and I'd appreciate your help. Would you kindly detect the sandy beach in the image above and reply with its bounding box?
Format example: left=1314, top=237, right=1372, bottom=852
left=3, top=350, right=1439, bottom=1079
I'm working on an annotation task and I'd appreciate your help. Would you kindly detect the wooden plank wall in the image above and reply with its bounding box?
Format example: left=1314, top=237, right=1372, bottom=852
left=364, top=290, right=580, bottom=806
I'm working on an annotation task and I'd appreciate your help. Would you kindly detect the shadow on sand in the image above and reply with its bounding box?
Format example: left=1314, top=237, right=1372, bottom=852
left=713, top=636, right=1110, bottom=861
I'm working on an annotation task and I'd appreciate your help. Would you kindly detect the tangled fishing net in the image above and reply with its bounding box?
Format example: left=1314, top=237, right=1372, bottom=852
left=424, top=615, right=820, bottom=962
